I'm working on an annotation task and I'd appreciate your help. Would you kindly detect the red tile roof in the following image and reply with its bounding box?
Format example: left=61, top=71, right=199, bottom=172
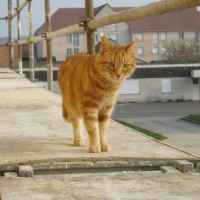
left=35, top=4, right=200, bottom=35
left=127, top=7, right=200, bottom=32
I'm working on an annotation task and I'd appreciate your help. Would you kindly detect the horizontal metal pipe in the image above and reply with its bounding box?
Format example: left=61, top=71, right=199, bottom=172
left=10, top=0, right=200, bottom=45
left=88, top=0, right=200, bottom=29
left=0, top=43, right=7, bottom=46
left=29, top=35, right=44, bottom=42
left=46, top=24, right=84, bottom=39
left=0, top=17, right=8, bottom=20
left=11, top=0, right=28, bottom=19
left=12, top=25, right=83, bottom=44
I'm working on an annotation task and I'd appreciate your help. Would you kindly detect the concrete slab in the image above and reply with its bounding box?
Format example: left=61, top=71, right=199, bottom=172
left=0, top=173, right=200, bottom=199
left=0, top=71, right=198, bottom=166
left=0, top=73, right=25, bottom=79
left=0, top=79, right=39, bottom=89
left=0, top=68, right=15, bottom=73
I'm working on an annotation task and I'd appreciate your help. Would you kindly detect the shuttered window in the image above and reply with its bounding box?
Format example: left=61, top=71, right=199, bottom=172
left=162, top=78, right=172, bottom=93
left=119, top=79, right=141, bottom=95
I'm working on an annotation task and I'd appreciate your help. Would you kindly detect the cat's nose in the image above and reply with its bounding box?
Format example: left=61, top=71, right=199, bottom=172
left=116, top=75, right=121, bottom=78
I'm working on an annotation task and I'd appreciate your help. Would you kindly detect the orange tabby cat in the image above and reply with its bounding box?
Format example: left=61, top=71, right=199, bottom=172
left=58, top=36, right=139, bottom=153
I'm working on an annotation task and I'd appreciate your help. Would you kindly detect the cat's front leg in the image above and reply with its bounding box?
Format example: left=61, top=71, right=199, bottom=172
left=83, top=109, right=101, bottom=153
left=71, top=119, right=85, bottom=146
left=98, top=104, right=114, bottom=152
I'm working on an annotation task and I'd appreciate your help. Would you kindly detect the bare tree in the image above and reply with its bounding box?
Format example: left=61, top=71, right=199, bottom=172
left=160, top=38, right=200, bottom=64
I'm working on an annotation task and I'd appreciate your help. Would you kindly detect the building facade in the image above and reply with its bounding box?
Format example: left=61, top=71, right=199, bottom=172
left=35, top=4, right=200, bottom=63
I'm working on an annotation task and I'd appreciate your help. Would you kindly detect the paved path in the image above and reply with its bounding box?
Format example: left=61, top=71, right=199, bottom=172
left=112, top=102, right=200, bottom=156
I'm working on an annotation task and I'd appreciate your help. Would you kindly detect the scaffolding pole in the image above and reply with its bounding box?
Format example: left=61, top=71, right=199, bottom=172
left=85, top=0, right=95, bottom=55
left=11, top=0, right=28, bottom=19
left=8, top=0, right=14, bottom=69
left=5, top=0, right=200, bottom=50
left=28, top=0, right=35, bottom=82
left=17, top=0, right=23, bottom=75
left=87, top=0, right=200, bottom=29
left=45, top=0, right=53, bottom=91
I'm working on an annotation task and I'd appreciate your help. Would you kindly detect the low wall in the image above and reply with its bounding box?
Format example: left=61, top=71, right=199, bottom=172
left=117, top=77, right=194, bottom=103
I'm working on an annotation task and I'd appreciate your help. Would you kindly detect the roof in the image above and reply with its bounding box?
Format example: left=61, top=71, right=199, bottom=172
left=127, top=7, right=200, bottom=32
left=35, top=4, right=110, bottom=35
left=35, top=4, right=200, bottom=35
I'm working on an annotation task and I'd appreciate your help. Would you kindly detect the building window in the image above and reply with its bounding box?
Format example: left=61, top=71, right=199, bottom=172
left=138, top=33, right=143, bottom=41
left=162, top=78, right=172, bottom=93
left=74, top=48, right=79, bottom=54
left=95, top=34, right=99, bottom=42
left=67, top=49, right=72, bottom=56
left=138, top=47, right=144, bottom=55
left=179, top=32, right=184, bottom=40
left=153, top=33, right=159, bottom=44
left=98, top=26, right=104, bottom=29
left=195, top=32, right=199, bottom=42
left=112, top=34, right=118, bottom=42
left=73, top=34, right=79, bottom=46
left=66, top=35, right=72, bottom=42
left=161, top=33, right=167, bottom=41
left=111, top=24, right=118, bottom=32
left=153, top=47, right=159, bottom=54
left=104, top=34, right=109, bottom=38
left=119, top=79, right=141, bottom=95
left=162, top=47, right=167, bottom=54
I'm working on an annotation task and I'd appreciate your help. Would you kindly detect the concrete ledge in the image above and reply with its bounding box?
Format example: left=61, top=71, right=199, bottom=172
left=173, top=160, right=194, bottom=173
left=4, top=172, right=18, bottom=177
left=160, top=166, right=180, bottom=173
left=19, top=165, right=34, bottom=177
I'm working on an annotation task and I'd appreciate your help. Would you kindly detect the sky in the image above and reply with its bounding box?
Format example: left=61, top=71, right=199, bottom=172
left=0, top=0, right=162, bottom=38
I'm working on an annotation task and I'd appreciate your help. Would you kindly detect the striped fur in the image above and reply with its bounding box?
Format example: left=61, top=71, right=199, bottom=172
left=58, top=36, right=139, bottom=153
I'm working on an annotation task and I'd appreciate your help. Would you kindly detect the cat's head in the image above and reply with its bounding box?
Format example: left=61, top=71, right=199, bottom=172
left=97, top=36, right=139, bottom=83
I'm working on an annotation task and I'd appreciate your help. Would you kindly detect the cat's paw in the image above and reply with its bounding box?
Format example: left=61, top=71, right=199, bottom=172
left=89, top=145, right=101, bottom=153
left=74, top=138, right=85, bottom=146
left=101, top=143, right=111, bottom=152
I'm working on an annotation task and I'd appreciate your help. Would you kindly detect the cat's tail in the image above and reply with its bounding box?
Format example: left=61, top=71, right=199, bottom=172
left=62, top=101, right=71, bottom=123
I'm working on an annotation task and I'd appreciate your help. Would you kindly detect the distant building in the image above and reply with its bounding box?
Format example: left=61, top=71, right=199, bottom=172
left=35, top=4, right=200, bottom=63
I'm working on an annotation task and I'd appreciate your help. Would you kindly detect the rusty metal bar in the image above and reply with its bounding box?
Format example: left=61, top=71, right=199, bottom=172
left=18, top=38, right=28, bottom=45
left=17, top=0, right=23, bottom=75
left=0, top=17, right=8, bottom=20
left=88, top=0, right=200, bottom=29
left=11, top=0, right=28, bottom=19
left=85, top=0, right=95, bottom=55
left=28, top=0, right=35, bottom=82
left=8, top=0, right=200, bottom=47
left=45, top=0, right=53, bottom=91
left=8, top=0, right=14, bottom=69
left=0, top=44, right=7, bottom=46
left=46, top=24, right=84, bottom=40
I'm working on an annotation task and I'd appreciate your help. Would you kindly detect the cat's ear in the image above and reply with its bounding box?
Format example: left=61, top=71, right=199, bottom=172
left=126, top=38, right=139, bottom=56
left=100, top=36, right=112, bottom=54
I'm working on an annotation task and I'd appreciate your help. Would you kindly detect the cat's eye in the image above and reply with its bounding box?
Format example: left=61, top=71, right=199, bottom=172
left=123, top=63, right=129, bottom=68
left=108, top=62, right=115, bottom=67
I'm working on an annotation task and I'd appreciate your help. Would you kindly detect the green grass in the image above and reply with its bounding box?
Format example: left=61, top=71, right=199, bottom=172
left=155, top=100, right=162, bottom=103
left=167, top=99, right=173, bottom=102
left=114, top=119, right=167, bottom=141
left=175, top=99, right=193, bottom=102
left=117, top=101, right=137, bottom=104
left=184, top=114, right=200, bottom=122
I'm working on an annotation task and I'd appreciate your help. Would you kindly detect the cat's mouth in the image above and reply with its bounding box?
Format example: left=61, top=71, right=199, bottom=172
left=113, top=76, right=124, bottom=83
